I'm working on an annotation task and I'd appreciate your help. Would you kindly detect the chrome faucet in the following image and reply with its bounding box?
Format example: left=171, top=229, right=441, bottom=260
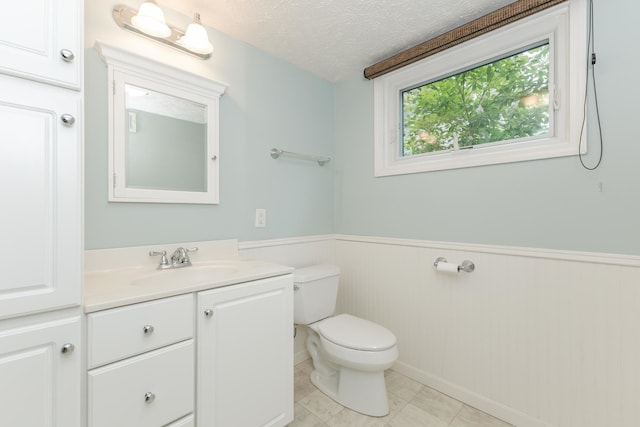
left=149, top=247, right=198, bottom=270
left=171, top=247, right=189, bottom=266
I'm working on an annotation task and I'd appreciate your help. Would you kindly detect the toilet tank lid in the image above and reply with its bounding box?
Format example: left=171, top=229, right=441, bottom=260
left=293, top=264, right=340, bottom=283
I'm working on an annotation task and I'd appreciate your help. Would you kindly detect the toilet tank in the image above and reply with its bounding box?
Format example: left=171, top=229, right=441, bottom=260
left=293, top=264, right=340, bottom=324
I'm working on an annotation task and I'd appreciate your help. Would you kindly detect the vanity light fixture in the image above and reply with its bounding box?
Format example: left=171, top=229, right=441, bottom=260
left=113, top=3, right=213, bottom=59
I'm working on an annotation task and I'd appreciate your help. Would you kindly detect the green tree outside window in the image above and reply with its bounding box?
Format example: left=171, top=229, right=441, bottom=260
left=402, top=43, right=550, bottom=156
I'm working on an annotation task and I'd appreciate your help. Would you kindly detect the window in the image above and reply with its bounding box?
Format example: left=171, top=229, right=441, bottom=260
left=402, top=43, right=550, bottom=155
left=374, top=0, right=587, bottom=176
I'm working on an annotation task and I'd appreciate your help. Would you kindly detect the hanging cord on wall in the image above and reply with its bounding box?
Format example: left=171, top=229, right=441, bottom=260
left=578, top=0, right=604, bottom=170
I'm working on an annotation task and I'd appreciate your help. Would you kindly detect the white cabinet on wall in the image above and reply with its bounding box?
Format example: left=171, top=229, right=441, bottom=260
left=0, top=1, right=83, bottom=426
left=0, top=73, right=82, bottom=320
left=197, top=275, right=294, bottom=427
left=0, top=0, right=81, bottom=89
left=0, top=316, right=81, bottom=427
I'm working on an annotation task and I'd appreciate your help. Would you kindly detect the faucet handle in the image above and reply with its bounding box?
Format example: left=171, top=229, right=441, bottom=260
left=149, top=250, right=170, bottom=269
left=185, top=247, right=198, bottom=263
left=180, top=247, right=198, bottom=265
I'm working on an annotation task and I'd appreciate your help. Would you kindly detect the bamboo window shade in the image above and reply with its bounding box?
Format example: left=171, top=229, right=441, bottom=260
left=363, top=0, right=568, bottom=80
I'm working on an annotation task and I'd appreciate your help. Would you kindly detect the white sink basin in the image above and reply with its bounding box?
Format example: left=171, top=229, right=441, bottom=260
left=130, top=264, right=239, bottom=287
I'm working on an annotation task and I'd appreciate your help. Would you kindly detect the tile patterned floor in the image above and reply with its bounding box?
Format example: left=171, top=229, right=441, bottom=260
left=290, top=359, right=514, bottom=427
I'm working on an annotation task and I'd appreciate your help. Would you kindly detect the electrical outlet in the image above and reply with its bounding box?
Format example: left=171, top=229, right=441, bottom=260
left=255, top=209, right=266, bottom=228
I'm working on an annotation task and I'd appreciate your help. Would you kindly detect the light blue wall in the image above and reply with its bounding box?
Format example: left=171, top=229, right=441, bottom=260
left=87, top=1, right=640, bottom=256
left=334, top=0, right=640, bottom=255
left=85, top=3, right=335, bottom=249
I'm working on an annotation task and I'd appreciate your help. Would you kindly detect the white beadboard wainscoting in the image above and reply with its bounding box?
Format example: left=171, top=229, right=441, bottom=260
left=239, top=235, right=336, bottom=363
left=334, top=235, right=640, bottom=427
left=239, top=234, right=640, bottom=427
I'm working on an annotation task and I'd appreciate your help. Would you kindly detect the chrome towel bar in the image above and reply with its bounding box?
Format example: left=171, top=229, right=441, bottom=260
left=270, top=148, right=331, bottom=166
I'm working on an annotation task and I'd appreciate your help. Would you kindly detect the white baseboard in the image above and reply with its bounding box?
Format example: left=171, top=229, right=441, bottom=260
left=392, top=361, right=551, bottom=427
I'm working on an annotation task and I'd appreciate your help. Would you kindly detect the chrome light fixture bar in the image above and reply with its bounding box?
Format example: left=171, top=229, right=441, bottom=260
left=113, top=5, right=213, bottom=60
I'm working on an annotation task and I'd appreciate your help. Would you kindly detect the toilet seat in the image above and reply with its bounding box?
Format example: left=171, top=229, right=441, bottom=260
left=317, top=314, right=396, bottom=351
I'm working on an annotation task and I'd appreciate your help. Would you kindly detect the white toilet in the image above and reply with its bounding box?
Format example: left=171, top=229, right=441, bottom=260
left=293, top=264, right=399, bottom=417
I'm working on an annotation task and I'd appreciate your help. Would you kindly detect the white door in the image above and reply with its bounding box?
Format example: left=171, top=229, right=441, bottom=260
left=0, top=316, right=81, bottom=427
left=0, top=74, right=81, bottom=320
left=197, top=275, right=294, bottom=427
left=0, top=0, right=81, bottom=89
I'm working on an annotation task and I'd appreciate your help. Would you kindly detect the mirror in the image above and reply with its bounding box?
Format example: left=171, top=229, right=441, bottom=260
left=97, top=41, right=227, bottom=204
left=124, top=84, right=207, bottom=193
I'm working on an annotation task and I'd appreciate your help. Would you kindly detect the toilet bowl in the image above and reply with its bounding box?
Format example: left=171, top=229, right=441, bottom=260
left=293, top=265, right=399, bottom=416
left=305, top=314, right=398, bottom=416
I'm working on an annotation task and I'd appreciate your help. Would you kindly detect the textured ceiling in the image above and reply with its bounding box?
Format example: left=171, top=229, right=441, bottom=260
left=158, top=0, right=515, bottom=82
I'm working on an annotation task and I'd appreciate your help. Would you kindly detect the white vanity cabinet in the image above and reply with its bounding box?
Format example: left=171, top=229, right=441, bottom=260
left=0, top=316, right=81, bottom=427
left=0, top=0, right=82, bottom=89
left=197, top=275, right=294, bottom=427
left=87, top=295, right=195, bottom=427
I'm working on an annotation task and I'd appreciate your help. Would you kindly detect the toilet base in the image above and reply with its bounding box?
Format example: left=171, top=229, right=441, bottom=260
left=309, top=366, right=390, bottom=417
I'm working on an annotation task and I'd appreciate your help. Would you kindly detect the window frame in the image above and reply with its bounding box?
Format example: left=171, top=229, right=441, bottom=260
left=373, top=0, right=587, bottom=177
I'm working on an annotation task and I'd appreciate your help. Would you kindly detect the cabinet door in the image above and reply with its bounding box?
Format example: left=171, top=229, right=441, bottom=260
left=0, top=316, right=81, bottom=427
left=0, top=74, right=81, bottom=320
left=0, top=0, right=82, bottom=89
left=197, top=275, right=294, bottom=427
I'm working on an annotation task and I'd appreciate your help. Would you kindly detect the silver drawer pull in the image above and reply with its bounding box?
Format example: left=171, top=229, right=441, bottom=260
left=143, top=325, right=155, bottom=335
left=61, top=114, right=75, bottom=126
left=60, top=49, right=75, bottom=62
left=144, top=392, right=156, bottom=403
left=61, top=343, right=75, bottom=354
left=204, top=309, right=213, bottom=318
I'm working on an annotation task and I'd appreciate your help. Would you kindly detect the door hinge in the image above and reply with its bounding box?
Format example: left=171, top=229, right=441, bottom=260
left=113, top=80, right=116, bottom=95
left=113, top=173, right=117, bottom=188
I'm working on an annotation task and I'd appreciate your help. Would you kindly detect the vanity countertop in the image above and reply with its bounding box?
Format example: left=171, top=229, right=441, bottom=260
left=84, top=256, right=294, bottom=313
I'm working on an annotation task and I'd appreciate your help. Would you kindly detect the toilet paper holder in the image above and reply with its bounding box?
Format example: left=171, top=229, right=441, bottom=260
left=434, top=257, right=475, bottom=273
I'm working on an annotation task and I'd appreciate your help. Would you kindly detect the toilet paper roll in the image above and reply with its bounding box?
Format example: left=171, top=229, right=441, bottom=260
left=436, top=262, right=459, bottom=274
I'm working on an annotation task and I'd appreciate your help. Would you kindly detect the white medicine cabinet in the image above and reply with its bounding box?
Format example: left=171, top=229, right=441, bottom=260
left=95, top=41, right=227, bottom=204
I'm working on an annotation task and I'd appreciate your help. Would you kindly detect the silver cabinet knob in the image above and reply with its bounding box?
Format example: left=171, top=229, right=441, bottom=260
left=204, top=309, right=213, bottom=318
left=61, top=343, right=75, bottom=354
left=144, top=392, right=156, bottom=403
left=60, top=49, right=75, bottom=62
left=61, top=114, right=75, bottom=126
left=143, top=325, right=155, bottom=335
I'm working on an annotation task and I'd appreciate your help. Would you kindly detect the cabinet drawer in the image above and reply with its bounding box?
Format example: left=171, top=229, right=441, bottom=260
left=88, top=294, right=193, bottom=368
left=88, top=340, right=194, bottom=427
left=165, top=414, right=194, bottom=427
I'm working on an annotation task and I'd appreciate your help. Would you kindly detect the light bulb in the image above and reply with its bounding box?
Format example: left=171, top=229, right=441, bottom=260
left=131, top=1, right=171, bottom=38
left=178, top=13, right=213, bottom=55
